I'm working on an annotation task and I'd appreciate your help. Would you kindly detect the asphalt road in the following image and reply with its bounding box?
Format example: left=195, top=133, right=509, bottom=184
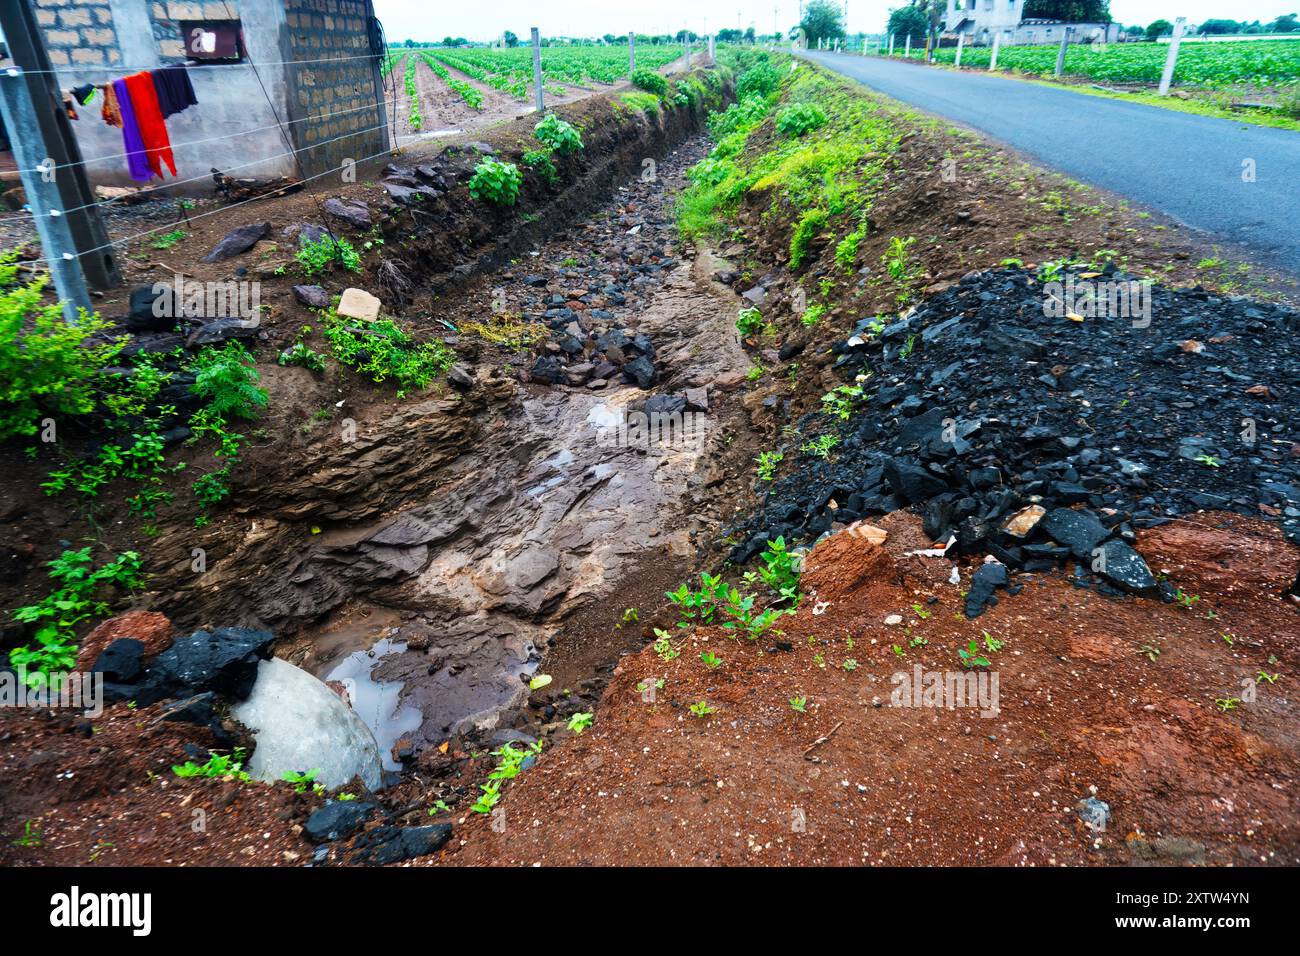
left=801, top=51, right=1300, bottom=274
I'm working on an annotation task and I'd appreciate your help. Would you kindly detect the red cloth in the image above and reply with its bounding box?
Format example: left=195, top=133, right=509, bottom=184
left=123, top=71, right=176, bottom=179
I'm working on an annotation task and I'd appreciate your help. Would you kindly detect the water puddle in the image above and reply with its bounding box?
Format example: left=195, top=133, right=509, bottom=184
left=323, top=638, right=423, bottom=771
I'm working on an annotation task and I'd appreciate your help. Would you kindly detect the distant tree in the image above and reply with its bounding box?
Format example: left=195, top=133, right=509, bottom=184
left=1198, top=19, right=1240, bottom=35
left=717, top=28, right=743, bottom=42
left=887, top=5, right=929, bottom=44
left=744, top=27, right=757, bottom=41
left=1124, top=24, right=1145, bottom=37
left=1271, top=13, right=1300, bottom=32
left=403, top=39, right=415, bottom=48
left=801, top=0, right=847, bottom=45
left=504, top=31, right=519, bottom=47
left=1022, top=0, right=1112, bottom=22
left=1145, top=19, right=1172, bottom=40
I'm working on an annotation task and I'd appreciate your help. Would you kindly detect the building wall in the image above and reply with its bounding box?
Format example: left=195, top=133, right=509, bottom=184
left=282, top=0, right=386, bottom=179
left=29, top=0, right=387, bottom=191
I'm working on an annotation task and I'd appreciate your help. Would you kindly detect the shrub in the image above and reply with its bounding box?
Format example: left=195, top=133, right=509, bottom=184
left=189, top=342, right=268, bottom=421
left=776, top=102, right=827, bottom=137
left=630, top=68, right=668, bottom=97
left=468, top=159, right=523, bottom=207
left=618, top=91, right=661, bottom=116
left=0, top=249, right=123, bottom=441
left=707, top=95, right=770, bottom=139
left=534, top=114, right=583, bottom=153
left=736, top=61, right=780, bottom=100
left=296, top=235, right=362, bottom=277
left=736, top=307, right=765, bottom=336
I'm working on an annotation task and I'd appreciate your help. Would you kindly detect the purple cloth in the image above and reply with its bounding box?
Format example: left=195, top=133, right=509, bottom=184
left=114, top=77, right=152, bottom=182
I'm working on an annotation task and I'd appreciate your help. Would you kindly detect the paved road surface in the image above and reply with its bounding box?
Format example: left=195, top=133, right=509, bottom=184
left=802, top=51, right=1300, bottom=274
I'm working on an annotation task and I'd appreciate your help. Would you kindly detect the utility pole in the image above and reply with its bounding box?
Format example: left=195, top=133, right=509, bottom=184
left=0, top=0, right=120, bottom=291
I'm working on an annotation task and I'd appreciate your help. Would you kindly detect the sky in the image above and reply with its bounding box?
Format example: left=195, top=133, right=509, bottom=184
left=372, top=1, right=1300, bottom=42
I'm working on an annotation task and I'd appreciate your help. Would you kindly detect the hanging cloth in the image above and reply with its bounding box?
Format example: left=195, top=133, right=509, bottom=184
left=101, top=83, right=122, bottom=128
left=123, top=71, right=177, bottom=179
left=113, top=77, right=153, bottom=182
left=71, top=83, right=96, bottom=106
left=151, top=65, right=198, bottom=119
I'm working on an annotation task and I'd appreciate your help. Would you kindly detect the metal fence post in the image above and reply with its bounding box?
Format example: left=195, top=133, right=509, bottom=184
left=989, top=31, right=1001, bottom=71
left=531, top=28, right=544, bottom=112
left=0, top=70, right=91, bottom=322
left=1158, top=17, right=1186, bottom=96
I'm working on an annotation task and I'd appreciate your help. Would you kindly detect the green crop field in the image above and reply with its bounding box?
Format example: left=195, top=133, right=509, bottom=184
left=391, top=44, right=683, bottom=100
left=915, top=39, right=1300, bottom=87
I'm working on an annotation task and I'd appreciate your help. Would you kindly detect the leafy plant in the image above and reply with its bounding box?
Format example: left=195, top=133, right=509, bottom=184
left=0, top=249, right=124, bottom=441
left=630, top=68, right=669, bottom=97
left=736, top=306, right=765, bottom=336
left=189, top=342, right=268, bottom=421
left=324, top=311, right=455, bottom=393
left=567, top=712, right=594, bottom=734
left=652, top=628, right=680, bottom=661
left=776, top=102, right=827, bottom=137
left=172, top=748, right=251, bottom=782
left=688, top=700, right=716, bottom=718
left=150, top=230, right=187, bottom=250
left=296, top=235, right=362, bottom=277
left=278, top=342, right=326, bottom=374
left=801, top=433, right=839, bottom=459
left=700, top=650, right=722, bottom=669
left=470, top=740, right=543, bottom=813
left=755, top=449, right=783, bottom=481
left=534, top=113, right=583, bottom=153
left=522, top=147, right=558, bottom=186
left=800, top=303, right=827, bottom=327
left=9, top=548, right=144, bottom=683
left=281, top=768, right=323, bottom=794
left=821, top=379, right=867, bottom=420
left=957, top=639, right=991, bottom=669
left=789, top=208, right=828, bottom=270
left=469, top=160, right=523, bottom=207
left=789, top=696, right=807, bottom=713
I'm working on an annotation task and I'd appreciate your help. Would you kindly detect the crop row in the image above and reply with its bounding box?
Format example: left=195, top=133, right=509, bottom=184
left=923, top=39, right=1300, bottom=87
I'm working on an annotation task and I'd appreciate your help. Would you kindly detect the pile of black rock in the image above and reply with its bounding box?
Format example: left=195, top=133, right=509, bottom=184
left=732, top=265, right=1299, bottom=610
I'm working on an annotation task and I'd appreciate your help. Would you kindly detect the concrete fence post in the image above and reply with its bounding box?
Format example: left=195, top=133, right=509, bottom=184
left=1054, top=26, right=1071, bottom=77
left=989, top=31, right=1001, bottom=71
left=531, top=28, right=543, bottom=112
left=1158, top=17, right=1186, bottom=96
left=629, top=31, right=635, bottom=75
left=0, top=71, right=91, bottom=322
left=904, top=34, right=911, bottom=58
left=955, top=33, right=964, bottom=67
left=888, top=33, right=894, bottom=56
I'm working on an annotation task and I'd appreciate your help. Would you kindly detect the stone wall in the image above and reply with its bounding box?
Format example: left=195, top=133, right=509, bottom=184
left=283, top=0, right=386, bottom=179
left=34, top=0, right=121, bottom=67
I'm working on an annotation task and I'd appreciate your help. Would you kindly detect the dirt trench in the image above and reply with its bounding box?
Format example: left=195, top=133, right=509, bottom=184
left=147, top=135, right=749, bottom=767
